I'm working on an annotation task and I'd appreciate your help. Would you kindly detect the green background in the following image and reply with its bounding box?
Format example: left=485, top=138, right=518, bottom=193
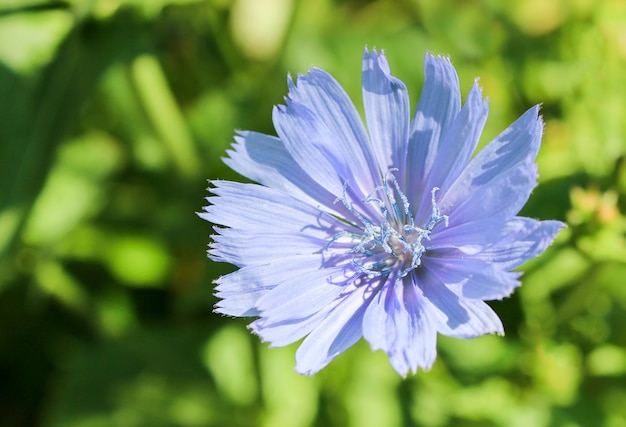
left=2, top=0, right=626, bottom=426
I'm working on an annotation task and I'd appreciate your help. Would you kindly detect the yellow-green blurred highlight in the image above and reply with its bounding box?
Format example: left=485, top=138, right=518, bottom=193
left=1, top=0, right=626, bottom=426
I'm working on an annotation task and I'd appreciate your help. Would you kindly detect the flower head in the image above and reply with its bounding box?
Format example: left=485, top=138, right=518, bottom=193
left=200, top=48, right=564, bottom=376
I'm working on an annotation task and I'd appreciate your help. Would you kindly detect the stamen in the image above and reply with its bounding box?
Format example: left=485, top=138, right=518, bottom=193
left=426, top=187, right=449, bottom=230
left=327, top=173, right=448, bottom=286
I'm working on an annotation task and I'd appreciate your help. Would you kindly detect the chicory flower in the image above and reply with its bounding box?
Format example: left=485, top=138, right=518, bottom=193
left=200, top=48, right=564, bottom=376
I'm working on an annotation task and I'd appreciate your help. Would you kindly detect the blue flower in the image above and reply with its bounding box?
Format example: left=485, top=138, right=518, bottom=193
left=200, top=48, right=564, bottom=376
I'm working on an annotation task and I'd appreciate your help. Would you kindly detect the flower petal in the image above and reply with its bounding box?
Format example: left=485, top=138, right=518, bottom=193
left=415, top=81, right=488, bottom=225
left=423, top=255, right=521, bottom=300
left=224, top=131, right=348, bottom=216
left=273, top=69, right=379, bottom=198
left=361, top=278, right=399, bottom=354
left=250, top=310, right=327, bottom=348
left=428, top=217, right=513, bottom=254
left=362, top=276, right=438, bottom=376
left=397, top=282, right=439, bottom=374
left=201, top=180, right=344, bottom=236
left=426, top=81, right=488, bottom=192
left=255, top=267, right=350, bottom=324
left=406, top=54, right=461, bottom=204
left=362, top=48, right=410, bottom=176
left=210, top=229, right=327, bottom=267
left=472, top=219, right=564, bottom=269
left=214, top=271, right=269, bottom=317
left=417, top=268, right=504, bottom=338
left=214, top=254, right=323, bottom=316
left=294, top=285, right=370, bottom=375
left=428, top=217, right=561, bottom=258
left=214, top=289, right=265, bottom=317
left=440, top=105, right=543, bottom=225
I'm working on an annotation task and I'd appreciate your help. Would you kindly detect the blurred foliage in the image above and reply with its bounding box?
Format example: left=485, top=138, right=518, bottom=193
left=1, top=0, right=626, bottom=426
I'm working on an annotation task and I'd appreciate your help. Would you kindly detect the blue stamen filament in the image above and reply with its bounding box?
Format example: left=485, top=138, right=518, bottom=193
left=328, top=172, right=448, bottom=286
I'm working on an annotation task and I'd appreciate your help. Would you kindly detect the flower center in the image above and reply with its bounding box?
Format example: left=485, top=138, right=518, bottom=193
left=328, top=172, right=448, bottom=285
